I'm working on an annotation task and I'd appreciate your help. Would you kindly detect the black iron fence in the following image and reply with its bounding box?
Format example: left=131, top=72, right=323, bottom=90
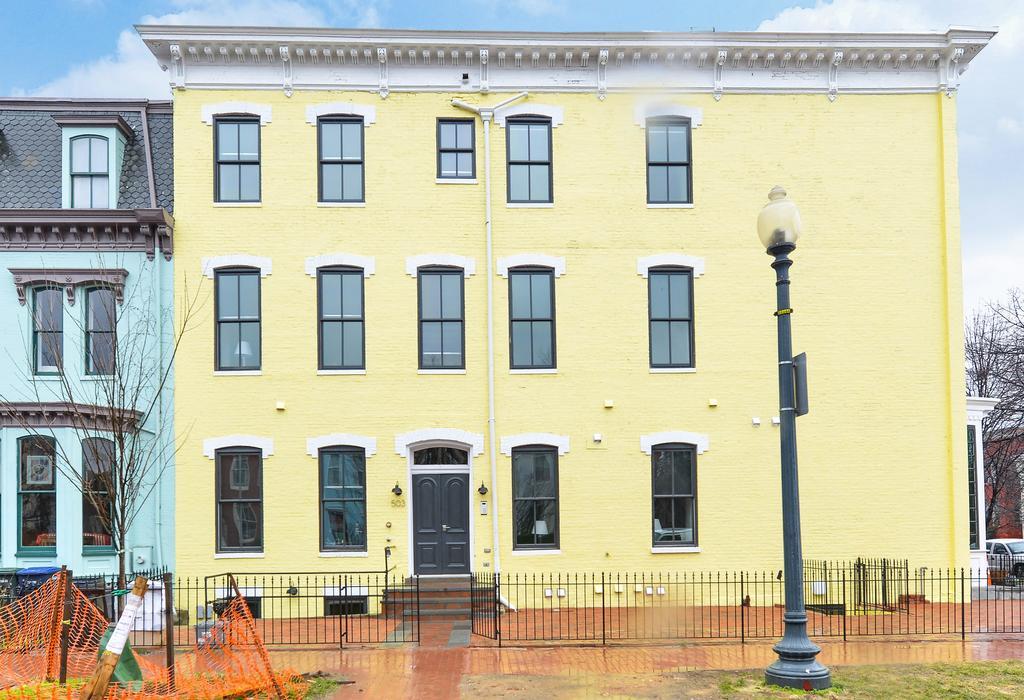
left=471, top=564, right=1024, bottom=645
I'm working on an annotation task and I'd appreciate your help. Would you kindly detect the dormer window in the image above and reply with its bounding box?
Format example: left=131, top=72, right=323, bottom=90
left=70, top=136, right=109, bottom=208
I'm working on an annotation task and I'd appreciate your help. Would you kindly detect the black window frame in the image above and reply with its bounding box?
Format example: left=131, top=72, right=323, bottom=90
left=417, top=266, right=466, bottom=370
left=508, top=266, right=556, bottom=370
left=648, top=266, right=695, bottom=369
left=32, top=286, right=63, bottom=376
left=436, top=118, right=476, bottom=180
left=317, top=266, right=366, bottom=370
left=506, top=117, right=553, bottom=204
left=968, top=424, right=980, bottom=551
left=645, top=117, right=693, bottom=205
left=317, top=116, right=365, bottom=203
left=215, top=447, right=264, bottom=553
left=214, top=267, right=262, bottom=371
left=651, top=443, right=698, bottom=548
left=214, top=116, right=261, bottom=203
left=82, top=436, right=115, bottom=553
left=85, top=286, right=116, bottom=376
left=511, top=445, right=560, bottom=550
left=69, top=134, right=110, bottom=209
left=325, top=595, right=369, bottom=615
left=318, top=446, right=368, bottom=553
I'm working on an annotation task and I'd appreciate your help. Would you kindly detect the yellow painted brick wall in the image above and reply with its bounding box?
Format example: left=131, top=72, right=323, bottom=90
left=171, top=89, right=966, bottom=577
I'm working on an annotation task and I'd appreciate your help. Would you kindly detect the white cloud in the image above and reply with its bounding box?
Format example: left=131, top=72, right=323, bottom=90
left=760, top=0, right=1024, bottom=315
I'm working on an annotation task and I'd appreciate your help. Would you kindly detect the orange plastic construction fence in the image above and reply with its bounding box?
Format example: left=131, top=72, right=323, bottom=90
left=0, top=571, right=302, bottom=699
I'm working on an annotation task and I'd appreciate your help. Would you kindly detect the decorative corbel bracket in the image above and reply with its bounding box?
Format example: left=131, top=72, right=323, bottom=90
left=377, top=47, right=390, bottom=98
left=713, top=50, right=728, bottom=101
left=279, top=46, right=293, bottom=97
left=828, top=50, right=843, bottom=102
left=479, top=49, right=489, bottom=93
left=168, top=44, right=185, bottom=89
left=9, top=268, right=129, bottom=307
left=597, top=49, right=609, bottom=100
left=944, top=47, right=964, bottom=97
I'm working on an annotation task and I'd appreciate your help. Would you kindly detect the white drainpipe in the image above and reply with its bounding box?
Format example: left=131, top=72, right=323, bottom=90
left=452, top=92, right=528, bottom=574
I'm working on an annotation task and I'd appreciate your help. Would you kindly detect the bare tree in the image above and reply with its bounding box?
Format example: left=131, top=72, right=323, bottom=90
left=0, top=256, right=203, bottom=588
left=967, top=294, right=1024, bottom=536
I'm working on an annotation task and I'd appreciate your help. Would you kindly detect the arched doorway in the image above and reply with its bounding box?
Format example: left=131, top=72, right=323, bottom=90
left=410, top=444, right=471, bottom=575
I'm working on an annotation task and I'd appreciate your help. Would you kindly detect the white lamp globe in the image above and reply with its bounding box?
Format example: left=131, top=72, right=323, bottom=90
left=757, top=185, right=802, bottom=251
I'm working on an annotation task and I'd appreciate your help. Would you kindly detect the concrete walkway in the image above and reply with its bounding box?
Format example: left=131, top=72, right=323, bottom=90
left=271, top=623, right=1024, bottom=698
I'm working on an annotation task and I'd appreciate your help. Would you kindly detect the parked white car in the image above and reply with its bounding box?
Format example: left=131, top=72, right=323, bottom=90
left=987, top=539, right=1024, bottom=585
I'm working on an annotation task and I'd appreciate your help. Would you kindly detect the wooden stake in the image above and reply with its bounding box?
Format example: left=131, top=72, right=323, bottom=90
left=59, top=568, right=74, bottom=685
left=44, top=567, right=68, bottom=682
left=164, top=572, right=176, bottom=690
left=81, top=576, right=149, bottom=700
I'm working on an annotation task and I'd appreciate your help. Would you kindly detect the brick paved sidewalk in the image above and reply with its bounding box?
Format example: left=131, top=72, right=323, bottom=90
left=269, top=622, right=1024, bottom=698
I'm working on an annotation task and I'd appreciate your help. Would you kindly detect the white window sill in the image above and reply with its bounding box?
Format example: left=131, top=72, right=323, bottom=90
left=214, top=552, right=265, bottom=559
left=317, top=369, right=366, bottom=375
left=32, top=375, right=63, bottom=381
left=436, top=178, right=477, bottom=184
left=511, top=549, right=562, bottom=556
left=650, top=367, right=697, bottom=374
left=81, top=375, right=113, bottom=381
left=651, top=546, right=701, bottom=554
left=418, top=369, right=467, bottom=375
left=510, top=368, right=557, bottom=375
left=647, top=203, right=694, bottom=209
left=319, top=551, right=370, bottom=558
left=213, top=370, right=263, bottom=376
left=507, top=202, right=553, bottom=208
left=318, top=201, right=366, bottom=208
left=214, top=202, right=262, bottom=207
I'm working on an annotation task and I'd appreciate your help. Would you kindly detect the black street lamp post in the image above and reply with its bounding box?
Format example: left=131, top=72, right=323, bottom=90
left=758, top=186, right=832, bottom=691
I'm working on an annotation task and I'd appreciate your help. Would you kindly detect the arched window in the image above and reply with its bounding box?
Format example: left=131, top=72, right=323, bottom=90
left=215, top=267, right=261, bottom=370
left=318, top=266, right=365, bottom=370
left=508, top=266, right=555, bottom=369
left=651, top=443, right=697, bottom=547
left=512, top=445, right=559, bottom=549
left=70, top=135, right=109, bottom=208
left=216, top=447, right=263, bottom=552
left=319, top=446, right=367, bottom=552
left=86, top=287, right=116, bottom=375
left=507, top=117, right=552, bottom=203
left=214, top=117, right=260, bottom=202
left=645, top=117, right=691, bottom=204
left=318, top=116, right=364, bottom=203
left=648, top=266, right=695, bottom=369
left=33, top=287, right=63, bottom=374
left=418, top=267, right=465, bottom=369
left=82, top=437, right=114, bottom=550
left=18, top=436, right=57, bottom=552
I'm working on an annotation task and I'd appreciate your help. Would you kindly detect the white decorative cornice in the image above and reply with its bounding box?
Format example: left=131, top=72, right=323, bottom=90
left=637, top=254, right=705, bottom=278
left=203, top=435, right=274, bottom=459
left=395, top=428, right=485, bottom=457
left=640, top=431, right=710, bottom=455
left=405, top=254, right=476, bottom=277
left=200, top=101, right=272, bottom=125
left=304, top=253, right=375, bottom=277
left=633, top=101, right=703, bottom=127
left=967, top=396, right=1000, bottom=424
left=202, top=254, right=272, bottom=278
left=494, top=103, right=564, bottom=127
left=500, top=433, right=570, bottom=456
left=139, top=26, right=994, bottom=99
left=306, top=433, right=377, bottom=457
left=305, top=102, right=376, bottom=125
left=497, top=254, right=566, bottom=277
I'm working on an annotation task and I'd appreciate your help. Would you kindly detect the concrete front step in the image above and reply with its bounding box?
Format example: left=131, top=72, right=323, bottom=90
left=405, top=607, right=472, bottom=618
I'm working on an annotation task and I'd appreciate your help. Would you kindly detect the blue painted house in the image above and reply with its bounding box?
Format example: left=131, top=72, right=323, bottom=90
left=0, top=98, right=174, bottom=576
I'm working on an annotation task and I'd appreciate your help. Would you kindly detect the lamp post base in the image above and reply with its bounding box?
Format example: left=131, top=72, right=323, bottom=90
left=765, top=639, right=832, bottom=691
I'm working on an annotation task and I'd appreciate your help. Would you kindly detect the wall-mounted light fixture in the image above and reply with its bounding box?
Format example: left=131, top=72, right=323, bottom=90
left=392, top=482, right=403, bottom=496
left=478, top=482, right=488, bottom=495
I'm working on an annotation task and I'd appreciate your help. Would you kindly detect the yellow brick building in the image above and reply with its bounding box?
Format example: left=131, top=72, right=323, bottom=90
left=139, top=26, right=992, bottom=581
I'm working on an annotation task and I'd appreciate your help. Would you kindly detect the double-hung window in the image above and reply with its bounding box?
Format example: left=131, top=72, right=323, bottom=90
left=319, top=447, right=367, bottom=551
left=652, top=444, right=697, bottom=547
left=215, top=269, right=261, bottom=371
left=215, top=118, right=260, bottom=202
left=33, top=288, right=63, bottom=374
left=19, top=436, right=57, bottom=553
left=646, top=118, right=692, bottom=204
left=509, top=268, right=555, bottom=369
left=216, top=448, right=263, bottom=552
left=512, top=446, right=559, bottom=549
left=507, top=118, right=552, bottom=203
left=437, top=119, right=475, bottom=179
left=418, top=268, right=464, bottom=369
left=86, top=287, right=116, bottom=375
left=319, top=117, right=364, bottom=202
left=82, top=437, right=115, bottom=551
left=648, top=267, right=694, bottom=369
left=318, top=267, right=364, bottom=370
left=70, top=135, right=109, bottom=208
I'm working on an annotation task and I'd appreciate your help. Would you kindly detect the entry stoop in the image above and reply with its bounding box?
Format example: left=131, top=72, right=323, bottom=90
left=384, top=575, right=472, bottom=621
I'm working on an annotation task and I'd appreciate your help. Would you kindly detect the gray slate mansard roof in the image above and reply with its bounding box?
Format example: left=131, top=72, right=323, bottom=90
left=0, top=99, right=173, bottom=212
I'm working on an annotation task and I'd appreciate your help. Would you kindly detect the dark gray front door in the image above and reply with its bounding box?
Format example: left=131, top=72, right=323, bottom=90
left=413, top=473, right=469, bottom=574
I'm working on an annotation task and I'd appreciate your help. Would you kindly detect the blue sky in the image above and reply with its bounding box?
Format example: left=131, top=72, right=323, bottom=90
left=1, top=0, right=1021, bottom=314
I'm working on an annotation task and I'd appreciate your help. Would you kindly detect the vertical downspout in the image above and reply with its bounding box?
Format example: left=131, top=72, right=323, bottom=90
left=482, top=112, right=500, bottom=574
left=140, top=102, right=165, bottom=569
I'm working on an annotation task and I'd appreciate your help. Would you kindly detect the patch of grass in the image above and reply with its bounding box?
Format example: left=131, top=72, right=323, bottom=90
left=304, top=675, right=341, bottom=698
